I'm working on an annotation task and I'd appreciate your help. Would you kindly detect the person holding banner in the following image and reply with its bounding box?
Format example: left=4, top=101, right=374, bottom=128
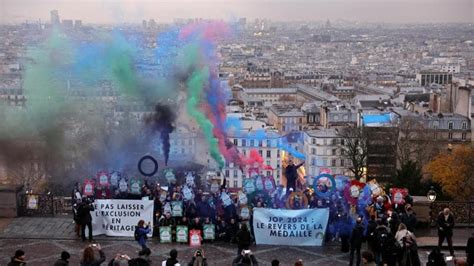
left=160, top=212, right=176, bottom=227
left=135, top=220, right=152, bottom=250
left=160, top=212, right=176, bottom=243
left=189, top=217, right=203, bottom=232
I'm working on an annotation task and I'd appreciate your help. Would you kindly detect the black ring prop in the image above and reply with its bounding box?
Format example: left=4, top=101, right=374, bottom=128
left=138, top=155, right=158, bottom=177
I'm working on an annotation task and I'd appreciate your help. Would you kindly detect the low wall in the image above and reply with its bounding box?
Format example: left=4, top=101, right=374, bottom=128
left=0, top=185, right=23, bottom=218
left=412, top=196, right=432, bottom=226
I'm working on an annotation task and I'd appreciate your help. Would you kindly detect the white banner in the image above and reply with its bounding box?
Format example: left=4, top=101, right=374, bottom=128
left=253, top=208, right=329, bottom=246
left=91, top=199, right=154, bottom=237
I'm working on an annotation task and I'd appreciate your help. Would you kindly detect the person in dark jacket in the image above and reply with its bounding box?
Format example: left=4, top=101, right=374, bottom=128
left=108, top=254, right=131, bottom=266
left=135, top=220, right=151, bottom=250
left=80, top=244, right=106, bottom=266
left=437, top=208, right=455, bottom=256
left=366, top=215, right=377, bottom=253
left=232, top=250, right=258, bottom=266
left=350, top=217, right=364, bottom=266
left=54, top=251, right=71, bottom=266
left=72, top=184, right=82, bottom=237
left=235, top=223, right=252, bottom=256
left=466, top=233, right=474, bottom=266
left=339, top=213, right=352, bottom=253
left=216, top=219, right=228, bottom=241
left=427, top=247, right=446, bottom=266
left=224, top=202, right=238, bottom=222
left=373, top=220, right=393, bottom=266
left=162, top=249, right=179, bottom=266
left=227, top=218, right=239, bottom=243
left=284, top=160, right=305, bottom=192
left=197, top=196, right=211, bottom=219
left=387, top=210, right=400, bottom=238
left=128, top=248, right=151, bottom=266
left=153, top=198, right=163, bottom=229
left=187, top=249, right=208, bottom=266
left=160, top=212, right=175, bottom=226
left=177, top=216, right=189, bottom=228
left=185, top=201, right=198, bottom=220
left=7, top=250, right=26, bottom=266
left=189, top=217, right=203, bottom=231
left=78, top=198, right=95, bottom=242
left=400, top=205, right=417, bottom=232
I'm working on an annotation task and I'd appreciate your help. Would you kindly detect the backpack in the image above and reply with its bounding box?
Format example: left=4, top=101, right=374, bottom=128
left=134, top=226, right=140, bottom=241
left=376, top=229, right=399, bottom=254
left=427, top=249, right=446, bottom=266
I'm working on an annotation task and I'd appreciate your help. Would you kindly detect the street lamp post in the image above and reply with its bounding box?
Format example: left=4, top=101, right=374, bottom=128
left=427, top=186, right=437, bottom=202
left=427, top=186, right=437, bottom=226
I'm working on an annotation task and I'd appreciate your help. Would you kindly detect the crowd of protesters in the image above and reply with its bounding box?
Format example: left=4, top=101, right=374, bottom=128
left=67, top=168, right=469, bottom=266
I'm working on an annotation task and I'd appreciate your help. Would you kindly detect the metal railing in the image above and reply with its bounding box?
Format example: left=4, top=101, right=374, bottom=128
left=18, top=194, right=73, bottom=217
left=430, top=201, right=474, bottom=227
left=18, top=194, right=54, bottom=217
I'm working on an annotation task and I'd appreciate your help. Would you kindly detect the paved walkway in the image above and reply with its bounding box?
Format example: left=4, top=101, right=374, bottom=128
left=0, top=217, right=471, bottom=265
left=415, top=227, right=473, bottom=248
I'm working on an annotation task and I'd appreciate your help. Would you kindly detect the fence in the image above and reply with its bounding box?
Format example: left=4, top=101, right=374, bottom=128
left=431, top=201, right=474, bottom=226
left=18, top=194, right=72, bottom=217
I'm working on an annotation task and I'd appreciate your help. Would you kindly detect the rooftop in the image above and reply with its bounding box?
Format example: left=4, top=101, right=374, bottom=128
left=305, top=128, right=339, bottom=138
left=241, top=88, right=297, bottom=94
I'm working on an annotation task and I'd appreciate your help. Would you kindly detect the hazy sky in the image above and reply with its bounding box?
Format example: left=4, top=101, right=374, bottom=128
left=1, top=0, right=473, bottom=24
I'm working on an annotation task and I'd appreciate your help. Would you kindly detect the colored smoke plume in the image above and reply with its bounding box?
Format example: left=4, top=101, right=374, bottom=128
left=145, top=104, right=176, bottom=166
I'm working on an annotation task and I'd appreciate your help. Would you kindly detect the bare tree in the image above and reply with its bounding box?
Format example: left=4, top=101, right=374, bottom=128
left=395, top=116, right=438, bottom=168
left=338, top=126, right=368, bottom=180
left=2, top=139, right=48, bottom=190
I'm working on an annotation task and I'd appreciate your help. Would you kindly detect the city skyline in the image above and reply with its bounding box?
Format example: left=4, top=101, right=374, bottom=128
left=1, top=0, right=473, bottom=24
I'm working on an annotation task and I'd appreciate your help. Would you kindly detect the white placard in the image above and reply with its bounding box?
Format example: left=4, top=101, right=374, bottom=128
left=252, top=208, right=329, bottom=246
left=91, top=199, right=154, bottom=237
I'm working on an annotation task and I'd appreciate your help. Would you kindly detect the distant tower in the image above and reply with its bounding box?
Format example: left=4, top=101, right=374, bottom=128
left=148, top=19, right=157, bottom=29
left=142, top=20, right=147, bottom=29
left=238, top=17, right=247, bottom=26
left=325, top=19, right=331, bottom=28
left=50, top=10, right=60, bottom=25
left=74, top=20, right=82, bottom=29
